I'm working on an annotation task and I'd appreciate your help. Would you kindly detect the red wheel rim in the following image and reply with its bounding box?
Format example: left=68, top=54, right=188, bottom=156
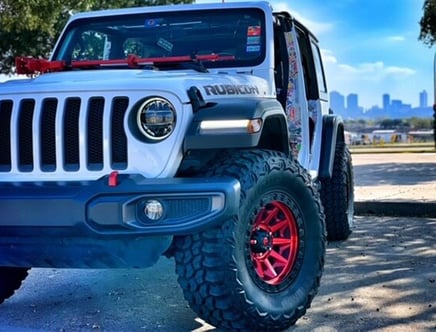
left=249, top=201, right=299, bottom=285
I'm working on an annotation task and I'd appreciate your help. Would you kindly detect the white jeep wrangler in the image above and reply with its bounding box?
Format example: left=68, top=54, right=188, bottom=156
left=0, top=1, right=354, bottom=330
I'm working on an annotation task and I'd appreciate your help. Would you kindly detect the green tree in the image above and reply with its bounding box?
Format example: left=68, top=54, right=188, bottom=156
left=419, top=0, right=436, bottom=46
left=0, top=0, right=192, bottom=74
left=408, top=117, right=434, bottom=130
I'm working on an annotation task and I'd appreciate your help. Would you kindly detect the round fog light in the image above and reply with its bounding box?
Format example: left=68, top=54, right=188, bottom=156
left=144, top=200, right=163, bottom=221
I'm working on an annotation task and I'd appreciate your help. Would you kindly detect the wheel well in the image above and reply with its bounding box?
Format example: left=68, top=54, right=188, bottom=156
left=319, top=115, right=345, bottom=179
left=178, top=115, right=290, bottom=176
left=258, top=115, right=289, bottom=154
left=336, top=122, right=345, bottom=143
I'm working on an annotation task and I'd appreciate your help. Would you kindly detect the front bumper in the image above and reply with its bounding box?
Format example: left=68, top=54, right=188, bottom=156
left=0, top=174, right=240, bottom=268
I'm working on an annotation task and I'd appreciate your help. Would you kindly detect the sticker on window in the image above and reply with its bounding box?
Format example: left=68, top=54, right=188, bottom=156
left=246, top=26, right=261, bottom=52
left=247, top=26, right=261, bottom=36
left=246, top=45, right=261, bottom=53
left=247, top=36, right=261, bottom=45
left=144, top=18, right=164, bottom=28
left=157, top=38, right=173, bottom=52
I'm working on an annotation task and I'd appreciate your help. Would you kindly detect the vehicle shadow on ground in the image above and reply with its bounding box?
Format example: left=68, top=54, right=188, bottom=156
left=353, top=162, right=436, bottom=186
left=296, top=216, right=436, bottom=331
left=0, top=262, right=220, bottom=331
left=0, top=217, right=435, bottom=331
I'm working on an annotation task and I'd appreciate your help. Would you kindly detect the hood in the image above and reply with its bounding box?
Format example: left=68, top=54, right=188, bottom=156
left=0, top=67, right=273, bottom=182
left=0, top=69, right=271, bottom=102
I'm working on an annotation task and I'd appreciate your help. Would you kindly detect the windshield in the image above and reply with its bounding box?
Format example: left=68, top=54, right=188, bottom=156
left=53, top=8, right=266, bottom=69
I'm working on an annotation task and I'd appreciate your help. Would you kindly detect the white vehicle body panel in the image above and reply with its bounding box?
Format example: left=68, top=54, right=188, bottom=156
left=0, top=70, right=271, bottom=181
left=0, top=0, right=331, bottom=183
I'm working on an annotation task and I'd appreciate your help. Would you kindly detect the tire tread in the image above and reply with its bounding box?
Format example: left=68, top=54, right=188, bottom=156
left=174, top=149, right=325, bottom=331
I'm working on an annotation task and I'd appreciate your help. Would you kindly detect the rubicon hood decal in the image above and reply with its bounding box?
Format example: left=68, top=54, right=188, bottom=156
left=203, top=84, right=260, bottom=96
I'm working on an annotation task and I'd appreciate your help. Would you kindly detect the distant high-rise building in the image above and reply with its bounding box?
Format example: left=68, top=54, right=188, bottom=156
left=346, top=93, right=358, bottom=110
left=330, top=91, right=345, bottom=113
left=391, top=99, right=402, bottom=109
left=382, top=93, right=390, bottom=110
left=419, top=90, right=428, bottom=108
left=345, top=93, right=362, bottom=118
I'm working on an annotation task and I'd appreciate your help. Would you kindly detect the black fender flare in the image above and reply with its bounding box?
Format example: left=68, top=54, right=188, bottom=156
left=183, top=95, right=289, bottom=154
left=319, top=114, right=345, bottom=178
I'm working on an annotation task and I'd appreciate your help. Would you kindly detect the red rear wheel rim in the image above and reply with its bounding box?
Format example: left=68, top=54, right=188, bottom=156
left=249, top=201, right=299, bottom=285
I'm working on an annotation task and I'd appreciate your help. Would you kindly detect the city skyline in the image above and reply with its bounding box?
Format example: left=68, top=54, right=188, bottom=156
left=330, top=89, right=432, bottom=120
left=330, top=89, right=430, bottom=111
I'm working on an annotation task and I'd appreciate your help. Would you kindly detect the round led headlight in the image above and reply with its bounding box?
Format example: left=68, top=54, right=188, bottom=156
left=136, top=97, right=176, bottom=140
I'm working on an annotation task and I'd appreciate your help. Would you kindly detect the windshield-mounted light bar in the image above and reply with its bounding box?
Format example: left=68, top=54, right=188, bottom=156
left=199, top=119, right=262, bottom=135
left=15, top=54, right=236, bottom=75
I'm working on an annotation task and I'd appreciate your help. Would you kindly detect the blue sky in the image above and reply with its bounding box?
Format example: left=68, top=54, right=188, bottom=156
left=1, top=1, right=433, bottom=109
left=197, top=0, right=434, bottom=109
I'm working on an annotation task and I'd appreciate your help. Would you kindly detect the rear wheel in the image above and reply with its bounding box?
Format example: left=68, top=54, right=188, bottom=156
left=0, top=267, right=29, bottom=304
left=321, top=142, right=354, bottom=241
left=174, top=150, right=326, bottom=331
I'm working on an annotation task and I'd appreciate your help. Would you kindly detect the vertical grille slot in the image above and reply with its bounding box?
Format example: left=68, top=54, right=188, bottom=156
left=63, top=97, right=81, bottom=171
left=0, top=100, right=12, bottom=171
left=87, top=97, right=104, bottom=170
left=40, top=98, right=58, bottom=171
left=18, top=99, right=35, bottom=172
left=3, top=93, right=132, bottom=177
left=111, top=97, right=128, bottom=169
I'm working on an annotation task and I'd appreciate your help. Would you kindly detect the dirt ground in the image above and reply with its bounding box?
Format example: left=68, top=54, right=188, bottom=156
left=0, top=215, right=434, bottom=332
left=352, top=153, right=436, bottom=205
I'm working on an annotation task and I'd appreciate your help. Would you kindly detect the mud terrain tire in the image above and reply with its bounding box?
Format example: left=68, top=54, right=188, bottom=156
left=0, top=267, right=29, bottom=304
left=321, top=142, right=354, bottom=241
left=174, top=150, right=326, bottom=331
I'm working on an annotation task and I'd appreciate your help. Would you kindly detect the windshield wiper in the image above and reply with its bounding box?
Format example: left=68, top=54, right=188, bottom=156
left=150, top=53, right=236, bottom=72
left=152, top=55, right=208, bottom=73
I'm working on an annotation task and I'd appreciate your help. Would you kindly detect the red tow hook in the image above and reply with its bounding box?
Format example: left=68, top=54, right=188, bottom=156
left=108, top=171, right=119, bottom=187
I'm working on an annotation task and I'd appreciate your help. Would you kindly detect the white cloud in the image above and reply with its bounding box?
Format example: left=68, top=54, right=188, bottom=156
left=295, top=15, right=333, bottom=36
left=269, top=1, right=333, bottom=35
left=322, top=52, right=419, bottom=107
left=328, top=60, right=415, bottom=81
left=321, top=49, right=337, bottom=64
left=384, top=65, right=415, bottom=76
left=386, top=35, right=405, bottom=42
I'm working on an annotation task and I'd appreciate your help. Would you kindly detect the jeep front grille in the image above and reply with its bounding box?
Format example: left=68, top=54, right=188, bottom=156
left=0, top=96, right=129, bottom=174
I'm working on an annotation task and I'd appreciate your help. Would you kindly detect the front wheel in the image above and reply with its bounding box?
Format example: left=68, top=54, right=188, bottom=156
left=174, top=150, right=326, bottom=331
left=0, top=267, right=29, bottom=304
